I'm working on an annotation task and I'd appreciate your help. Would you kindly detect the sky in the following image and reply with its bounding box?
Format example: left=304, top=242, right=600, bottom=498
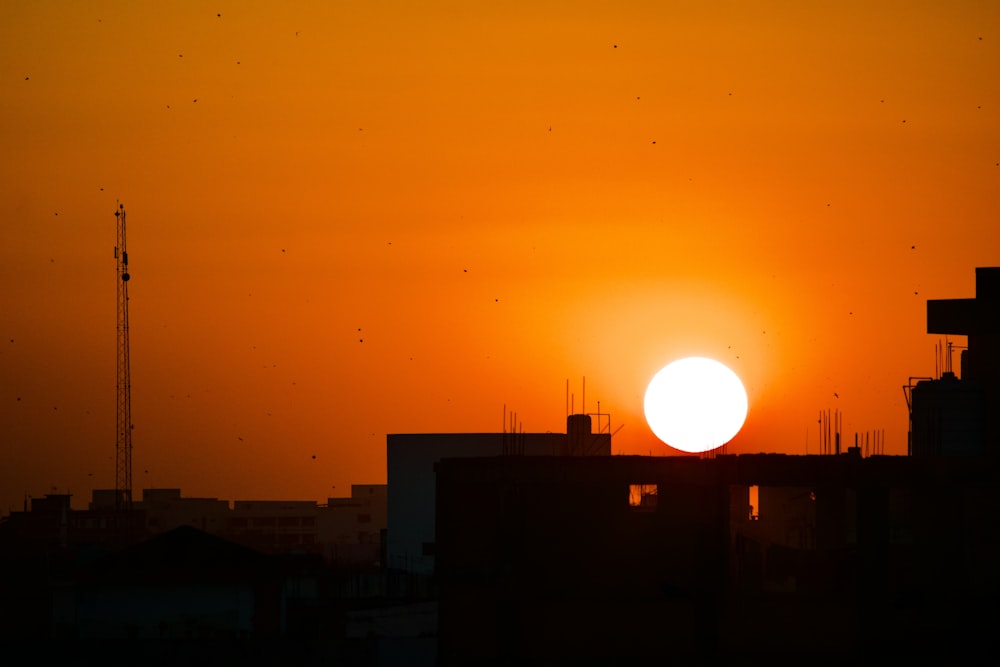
left=2, top=1, right=998, bottom=512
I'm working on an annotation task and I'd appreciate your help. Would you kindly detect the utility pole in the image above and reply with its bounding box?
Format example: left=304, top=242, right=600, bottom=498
left=114, top=203, right=133, bottom=512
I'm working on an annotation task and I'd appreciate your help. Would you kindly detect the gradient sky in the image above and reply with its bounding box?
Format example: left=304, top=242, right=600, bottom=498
left=2, top=1, right=998, bottom=512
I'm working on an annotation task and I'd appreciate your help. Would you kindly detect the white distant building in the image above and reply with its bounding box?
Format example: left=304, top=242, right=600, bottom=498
left=87, top=485, right=387, bottom=565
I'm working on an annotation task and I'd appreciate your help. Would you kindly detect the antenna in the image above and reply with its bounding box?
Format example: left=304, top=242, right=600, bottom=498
left=835, top=409, right=841, bottom=455
left=114, top=203, right=133, bottom=512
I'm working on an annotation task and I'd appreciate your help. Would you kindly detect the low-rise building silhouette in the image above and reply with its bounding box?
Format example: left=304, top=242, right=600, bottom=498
left=57, top=525, right=284, bottom=639
left=0, top=484, right=387, bottom=648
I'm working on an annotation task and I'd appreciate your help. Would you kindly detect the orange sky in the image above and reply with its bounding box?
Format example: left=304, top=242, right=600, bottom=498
left=2, top=1, right=998, bottom=511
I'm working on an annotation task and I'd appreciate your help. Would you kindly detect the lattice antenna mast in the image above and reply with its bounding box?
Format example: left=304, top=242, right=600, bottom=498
left=114, top=203, right=133, bottom=511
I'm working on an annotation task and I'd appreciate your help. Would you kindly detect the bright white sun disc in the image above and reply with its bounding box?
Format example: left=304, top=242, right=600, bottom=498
left=644, top=357, right=748, bottom=453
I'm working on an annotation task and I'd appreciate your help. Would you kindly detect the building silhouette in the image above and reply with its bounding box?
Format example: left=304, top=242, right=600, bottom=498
left=387, top=413, right=611, bottom=575
left=0, top=485, right=388, bottom=656
left=910, top=266, right=1000, bottom=456
left=435, top=452, right=1000, bottom=663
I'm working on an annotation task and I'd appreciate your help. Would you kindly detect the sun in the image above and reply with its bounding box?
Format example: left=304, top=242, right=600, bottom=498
left=643, top=357, right=748, bottom=453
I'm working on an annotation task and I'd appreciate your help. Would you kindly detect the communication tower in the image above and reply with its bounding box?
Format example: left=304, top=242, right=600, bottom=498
left=114, top=203, right=133, bottom=511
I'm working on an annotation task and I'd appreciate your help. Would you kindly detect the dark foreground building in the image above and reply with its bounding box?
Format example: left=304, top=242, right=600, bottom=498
left=911, top=266, right=1000, bottom=456
left=387, top=413, right=611, bottom=576
left=436, top=453, right=1000, bottom=664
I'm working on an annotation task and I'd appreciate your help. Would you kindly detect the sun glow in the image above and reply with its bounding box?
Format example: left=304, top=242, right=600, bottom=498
left=644, top=357, right=748, bottom=453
